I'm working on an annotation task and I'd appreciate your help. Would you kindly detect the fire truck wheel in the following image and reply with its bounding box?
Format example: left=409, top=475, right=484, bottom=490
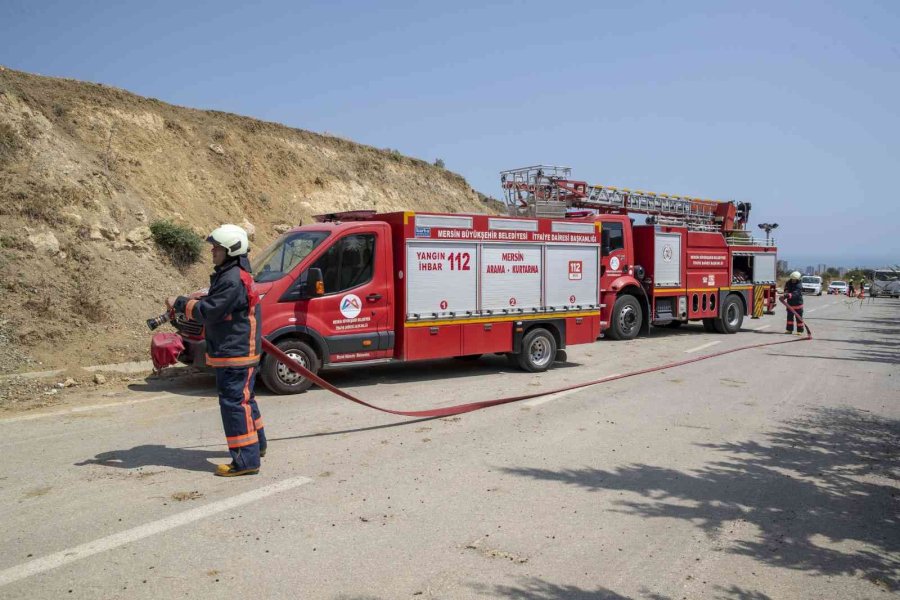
left=517, top=328, right=557, bottom=372
left=608, top=295, right=642, bottom=340
left=702, top=318, right=717, bottom=333
left=261, top=339, right=320, bottom=395
left=715, top=295, right=744, bottom=334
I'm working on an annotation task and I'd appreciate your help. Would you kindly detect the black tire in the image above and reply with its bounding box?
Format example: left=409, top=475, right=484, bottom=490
left=702, top=318, right=717, bottom=333
left=516, top=328, right=557, bottom=373
left=607, top=294, right=642, bottom=340
left=714, top=295, right=744, bottom=334
left=260, top=339, right=320, bottom=395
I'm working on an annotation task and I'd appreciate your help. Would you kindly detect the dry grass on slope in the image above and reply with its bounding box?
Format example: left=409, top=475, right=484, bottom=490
left=0, top=66, right=502, bottom=376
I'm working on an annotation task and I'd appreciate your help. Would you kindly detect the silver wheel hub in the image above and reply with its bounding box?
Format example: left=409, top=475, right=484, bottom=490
left=276, top=351, right=308, bottom=385
left=529, top=337, right=552, bottom=368
left=726, top=304, right=739, bottom=326
left=619, top=305, right=637, bottom=332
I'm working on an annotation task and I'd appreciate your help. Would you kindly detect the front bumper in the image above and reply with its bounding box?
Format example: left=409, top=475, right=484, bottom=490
left=180, top=338, right=207, bottom=368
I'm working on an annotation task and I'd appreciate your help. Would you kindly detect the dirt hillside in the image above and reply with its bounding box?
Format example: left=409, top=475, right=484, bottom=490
left=0, top=66, right=503, bottom=376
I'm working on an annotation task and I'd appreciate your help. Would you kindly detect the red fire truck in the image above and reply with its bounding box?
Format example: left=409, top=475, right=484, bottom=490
left=172, top=211, right=603, bottom=394
left=500, top=165, right=778, bottom=341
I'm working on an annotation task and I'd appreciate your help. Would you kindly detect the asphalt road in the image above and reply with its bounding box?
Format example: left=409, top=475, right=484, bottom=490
left=1, top=294, right=897, bottom=599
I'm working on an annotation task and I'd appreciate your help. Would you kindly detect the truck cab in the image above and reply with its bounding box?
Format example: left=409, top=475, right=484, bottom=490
left=246, top=218, right=397, bottom=393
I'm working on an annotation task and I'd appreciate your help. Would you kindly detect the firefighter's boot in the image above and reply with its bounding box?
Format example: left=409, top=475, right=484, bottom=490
left=215, top=462, right=259, bottom=477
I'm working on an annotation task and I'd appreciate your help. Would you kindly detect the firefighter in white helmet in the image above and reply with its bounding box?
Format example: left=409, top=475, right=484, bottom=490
left=167, top=224, right=266, bottom=476
left=781, top=271, right=805, bottom=335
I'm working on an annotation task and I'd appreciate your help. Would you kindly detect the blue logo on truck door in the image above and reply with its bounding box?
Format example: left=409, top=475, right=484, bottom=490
left=415, top=226, right=431, bottom=238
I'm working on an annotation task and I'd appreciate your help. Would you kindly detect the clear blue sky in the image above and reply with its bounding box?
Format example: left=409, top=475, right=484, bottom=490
left=2, top=0, right=898, bottom=267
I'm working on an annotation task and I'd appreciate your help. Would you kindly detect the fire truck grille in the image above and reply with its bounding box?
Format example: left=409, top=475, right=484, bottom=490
left=174, top=315, right=203, bottom=337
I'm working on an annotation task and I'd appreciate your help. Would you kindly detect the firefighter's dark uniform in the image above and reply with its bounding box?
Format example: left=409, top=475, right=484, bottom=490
left=783, top=279, right=804, bottom=334
left=174, top=255, right=265, bottom=472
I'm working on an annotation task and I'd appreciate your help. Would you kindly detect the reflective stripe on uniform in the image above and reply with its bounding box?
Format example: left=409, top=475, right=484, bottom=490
left=206, top=354, right=260, bottom=367
left=242, top=367, right=254, bottom=437
left=226, top=431, right=259, bottom=448
left=185, top=299, right=199, bottom=321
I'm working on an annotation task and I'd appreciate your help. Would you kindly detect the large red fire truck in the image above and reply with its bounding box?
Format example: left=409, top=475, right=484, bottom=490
left=500, top=165, right=778, bottom=341
left=172, top=211, right=604, bottom=394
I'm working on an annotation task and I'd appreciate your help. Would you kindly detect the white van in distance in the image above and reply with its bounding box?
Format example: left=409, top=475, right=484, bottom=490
left=801, top=275, right=823, bottom=296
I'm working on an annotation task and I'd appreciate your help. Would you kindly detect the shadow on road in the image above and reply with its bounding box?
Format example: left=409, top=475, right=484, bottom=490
left=179, top=416, right=441, bottom=451
left=468, top=578, right=632, bottom=599
left=767, top=348, right=900, bottom=365
left=805, top=317, right=900, bottom=327
left=812, top=337, right=900, bottom=348
left=501, top=407, right=900, bottom=592
left=469, top=578, right=775, bottom=600
left=75, top=444, right=229, bottom=473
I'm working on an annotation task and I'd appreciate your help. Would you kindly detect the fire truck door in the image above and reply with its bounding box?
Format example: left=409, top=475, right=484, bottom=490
left=600, top=220, right=626, bottom=287
left=307, top=230, right=394, bottom=362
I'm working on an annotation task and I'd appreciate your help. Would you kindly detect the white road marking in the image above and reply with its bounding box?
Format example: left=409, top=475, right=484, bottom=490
left=0, top=395, right=173, bottom=425
left=752, top=324, right=771, bottom=331
left=0, top=475, right=313, bottom=588
left=807, top=308, right=817, bottom=313
left=524, top=374, right=623, bottom=407
left=684, top=341, right=722, bottom=354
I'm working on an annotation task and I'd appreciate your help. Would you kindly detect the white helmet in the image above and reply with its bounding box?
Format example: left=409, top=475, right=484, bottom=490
left=207, top=224, right=249, bottom=257
left=790, top=271, right=801, bottom=280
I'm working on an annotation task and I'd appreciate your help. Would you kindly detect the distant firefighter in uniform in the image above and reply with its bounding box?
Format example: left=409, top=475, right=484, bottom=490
left=167, top=224, right=266, bottom=477
left=781, top=271, right=805, bottom=335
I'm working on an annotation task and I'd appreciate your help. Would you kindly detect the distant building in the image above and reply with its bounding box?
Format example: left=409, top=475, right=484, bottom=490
left=838, top=267, right=848, bottom=276
left=777, top=260, right=789, bottom=274
left=817, top=263, right=827, bottom=275
left=806, top=266, right=815, bottom=275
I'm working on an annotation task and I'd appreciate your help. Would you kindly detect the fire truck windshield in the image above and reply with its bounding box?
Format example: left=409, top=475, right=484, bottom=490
left=252, top=231, right=329, bottom=282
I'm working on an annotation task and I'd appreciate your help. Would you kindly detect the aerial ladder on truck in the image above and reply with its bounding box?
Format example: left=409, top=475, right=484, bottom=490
left=500, top=165, right=778, bottom=339
left=499, top=165, right=751, bottom=234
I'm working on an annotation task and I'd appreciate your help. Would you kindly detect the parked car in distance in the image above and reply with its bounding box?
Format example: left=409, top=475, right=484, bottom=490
left=828, top=280, right=848, bottom=295
left=801, top=275, right=823, bottom=296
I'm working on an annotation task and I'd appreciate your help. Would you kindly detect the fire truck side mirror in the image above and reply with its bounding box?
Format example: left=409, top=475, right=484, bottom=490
left=278, top=268, right=325, bottom=302
left=307, top=268, right=325, bottom=297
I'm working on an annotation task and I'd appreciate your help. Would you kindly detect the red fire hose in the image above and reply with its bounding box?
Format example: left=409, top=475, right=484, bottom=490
left=260, top=299, right=811, bottom=418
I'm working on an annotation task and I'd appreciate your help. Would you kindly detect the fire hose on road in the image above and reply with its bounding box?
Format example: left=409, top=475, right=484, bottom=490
left=260, top=298, right=811, bottom=419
